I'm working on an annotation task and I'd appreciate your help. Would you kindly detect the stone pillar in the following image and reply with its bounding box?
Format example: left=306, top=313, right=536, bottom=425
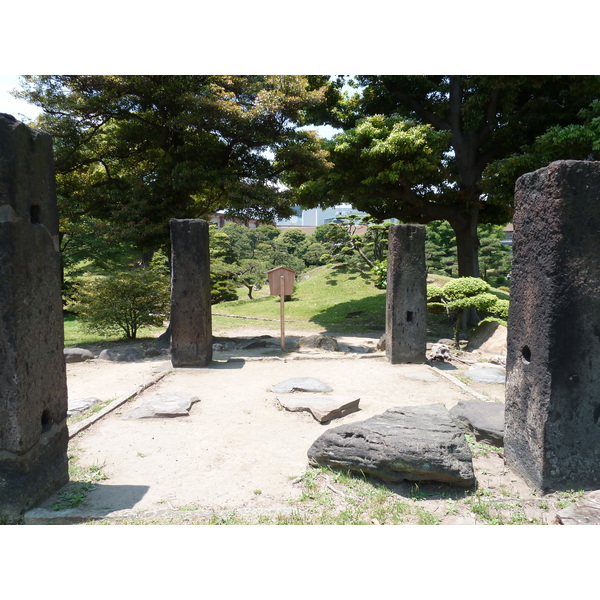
left=0, top=114, right=69, bottom=522
left=505, top=160, right=600, bottom=492
left=385, top=224, right=427, bottom=364
left=170, top=218, right=212, bottom=367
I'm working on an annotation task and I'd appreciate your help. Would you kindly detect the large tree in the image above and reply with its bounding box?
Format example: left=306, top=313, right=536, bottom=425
left=17, top=75, right=329, bottom=261
left=289, top=75, right=600, bottom=278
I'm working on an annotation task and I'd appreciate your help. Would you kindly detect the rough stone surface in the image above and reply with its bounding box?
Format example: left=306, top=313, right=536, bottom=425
left=0, top=114, right=69, bottom=521
left=64, top=348, right=95, bottom=362
left=298, top=334, right=339, bottom=352
left=276, top=394, right=360, bottom=422
left=505, top=160, right=600, bottom=492
left=555, top=490, right=600, bottom=525
left=307, top=404, right=475, bottom=487
left=170, top=219, right=212, bottom=367
left=271, top=377, right=333, bottom=394
left=123, top=393, right=200, bottom=419
left=429, top=343, right=451, bottom=361
left=449, top=400, right=505, bottom=447
left=466, top=363, right=506, bottom=384
left=467, top=321, right=507, bottom=355
left=385, top=225, right=427, bottom=364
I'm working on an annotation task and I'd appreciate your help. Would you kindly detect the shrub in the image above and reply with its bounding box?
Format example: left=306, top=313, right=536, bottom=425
left=69, top=268, right=170, bottom=340
left=427, top=277, right=510, bottom=347
left=371, top=260, right=388, bottom=289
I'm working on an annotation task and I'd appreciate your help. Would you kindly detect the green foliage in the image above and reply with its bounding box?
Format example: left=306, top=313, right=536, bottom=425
left=426, top=221, right=458, bottom=276
left=371, top=259, right=387, bottom=289
left=69, top=267, right=170, bottom=340
left=19, top=75, right=330, bottom=255
left=427, top=277, right=509, bottom=347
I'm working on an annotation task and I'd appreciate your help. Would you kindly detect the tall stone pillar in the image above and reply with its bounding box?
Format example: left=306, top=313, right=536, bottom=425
left=170, top=218, right=212, bottom=367
left=0, top=114, right=69, bottom=522
left=505, top=160, right=600, bottom=492
left=385, top=224, right=427, bottom=364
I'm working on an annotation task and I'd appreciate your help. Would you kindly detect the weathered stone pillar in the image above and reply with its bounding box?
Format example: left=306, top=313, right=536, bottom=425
left=0, top=114, right=69, bottom=522
left=505, top=160, right=600, bottom=492
left=385, top=224, right=427, bottom=364
left=169, top=218, right=212, bottom=367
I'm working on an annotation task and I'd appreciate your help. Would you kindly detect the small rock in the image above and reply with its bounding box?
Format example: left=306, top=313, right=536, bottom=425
left=271, top=377, right=333, bottom=393
left=429, top=343, right=451, bottom=361
left=64, top=348, right=95, bottom=363
left=276, top=394, right=360, bottom=422
left=298, top=334, right=338, bottom=352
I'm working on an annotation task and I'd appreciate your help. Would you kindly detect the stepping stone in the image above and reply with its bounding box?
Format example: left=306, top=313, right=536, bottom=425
left=271, top=377, right=333, bottom=393
left=556, top=491, right=600, bottom=525
left=449, top=400, right=505, bottom=447
left=276, top=394, right=360, bottom=422
left=466, top=363, right=506, bottom=384
left=308, top=404, right=475, bottom=487
left=68, top=397, right=101, bottom=416
left=123, top=393, right=200, bottom=419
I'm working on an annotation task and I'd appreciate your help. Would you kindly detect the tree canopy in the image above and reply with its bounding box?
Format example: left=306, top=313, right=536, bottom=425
left=287, top=75, right=600, bottom=278
left=17, top=75, right=329, bottom=257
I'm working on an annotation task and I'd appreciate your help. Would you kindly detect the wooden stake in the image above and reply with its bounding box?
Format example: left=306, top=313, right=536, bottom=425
left=280, top=275, right=285, bottom=350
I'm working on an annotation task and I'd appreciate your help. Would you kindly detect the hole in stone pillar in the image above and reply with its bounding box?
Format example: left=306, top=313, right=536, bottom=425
left=521, top=345, right=531, bottom=364
left=30, top=204, right=41, bottom=224
left=41, top=409, right=52, bottom=433
left=594, top=405, right=600, bottom=426
left=406, top=311, right=414, bottom=322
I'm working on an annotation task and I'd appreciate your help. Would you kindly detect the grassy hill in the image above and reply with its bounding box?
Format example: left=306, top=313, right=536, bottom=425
left=212, top=263, right=387, bottom=334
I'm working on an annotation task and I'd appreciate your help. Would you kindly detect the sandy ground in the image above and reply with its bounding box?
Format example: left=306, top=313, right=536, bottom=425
left=26, top=326, right=570, bottom=525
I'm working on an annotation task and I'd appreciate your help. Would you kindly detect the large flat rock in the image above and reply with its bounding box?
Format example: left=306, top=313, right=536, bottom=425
left=276, top=394, right=360, bottom=422
left=307, top=404, right=475, bottom=487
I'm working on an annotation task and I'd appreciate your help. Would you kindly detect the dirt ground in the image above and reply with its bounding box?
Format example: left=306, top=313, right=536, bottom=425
left=24, top=326, right=588, bottom=525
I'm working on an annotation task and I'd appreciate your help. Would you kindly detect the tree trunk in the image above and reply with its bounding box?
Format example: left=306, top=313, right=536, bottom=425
left=450, top=209, right=480, bottom=279
left=451, top=209, right=481, bottom=328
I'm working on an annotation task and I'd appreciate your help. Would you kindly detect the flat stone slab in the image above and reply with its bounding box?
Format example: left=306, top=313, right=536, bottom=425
left=466, top=363, right=506, bottom=384
left=307, top=404, right=476, bottom=487
left=271, top=377, right=333, bottom=394
left=449, top=400, right=505, bottom=447
left=68, top=397, right=101, bottom=417
left=556, top=491, right=600, bottom=525
left=123, top=393, right=200, bottom=419
left=276, top=394, right=360, bottom=422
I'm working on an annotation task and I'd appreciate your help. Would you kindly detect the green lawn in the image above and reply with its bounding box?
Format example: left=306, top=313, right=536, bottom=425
left=212, top=263, right=387, bottom=334
left=64, top=263, right=507, bottom=345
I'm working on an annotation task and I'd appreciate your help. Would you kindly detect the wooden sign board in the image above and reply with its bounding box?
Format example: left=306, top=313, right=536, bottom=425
left=267, top=266, right=295, bottom=296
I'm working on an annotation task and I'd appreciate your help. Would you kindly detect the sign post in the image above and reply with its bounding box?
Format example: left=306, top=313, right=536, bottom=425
left=267, top=266, right=296, bottom=351
left=279, top=275, right=285, bottom=349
